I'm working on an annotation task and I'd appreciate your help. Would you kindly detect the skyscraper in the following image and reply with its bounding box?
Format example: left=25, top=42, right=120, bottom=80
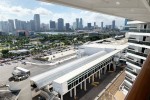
left=112, top=20, right=115, bottom=29
left=34, top=14, right=41, bottom=32
left=57, top=18, right=64, bottom=31
left=8, top=19, right=15, bottom=32
left=26, top=21, right=31, bottom=31
left=87, top=23, right=92, bottom=29
left=50, top=20, right=56, bottom=31
left=79, top=18, right=83, bottom=29
left=65, top=23, right=70, bottom=31
left=101, top=22, right=103, bottom=29
left=76, top=18, right=79, bottom=30
left=15, top=19, right=22, bottom=30
left=30, top=20, right=35, bottom=31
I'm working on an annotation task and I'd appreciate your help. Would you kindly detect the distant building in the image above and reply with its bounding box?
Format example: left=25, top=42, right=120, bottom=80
left=112, top=20, right=115, bottom=29
left=34, top=14, right=41, bottom=32
left=76, top=18, right=79, bottom=30
left=57, top=18, right=64, bottom=31
left=26, top=21, right=31, bottom=31
left=124, top=19, right=128, bottom=26
left=15, top=19, right=22, bottom=30
left=106, top=25, right=112, bottom=29
left=87, top=23, right=92, bottom=29
left=0, top=21, right=9, bottom=32
left=41, top=23, right=49, bottom=32
left=50, top=20, right=56, bottom=31
left=101, top=22, right=104, bottom=29
left=79, top=18, right=83, bottom=29
left=65, top=23, right=70, bottom=31
left=16, top=30, right=29, bottom=37
left=8, top=19, right=15, bottom=32
left=30, top=20, right=35, bottom=31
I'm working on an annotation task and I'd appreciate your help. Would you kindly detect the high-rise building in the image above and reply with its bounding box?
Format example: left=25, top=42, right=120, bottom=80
left=26, top=21, right=31, bottom=31
left=8, top=19, right=15, bottom=32
left=0, top=21, right=9, bottom=32
left=21, top=21, right=27, bottom=30
left=30, top=20, right=35, bottom=31
left=87, top=23, right=92, bottom=29
left=15, top=19, right=22, bottom=30
left=57, top=18, right=64, bottom=31
left=65, top=23, right=70, bottom=31
left=34, top=14, right=41, bottom=32
left=112, top=20, right=115, bottom=29
left=50, top=20, right=56, bottom=31
left=41, top=23, right=49, bottom=32
left=79, top=18, right=83, bottom=29
left=101, top=22, right=103, bottom=29
left=76, top=18, right=79, bottom=30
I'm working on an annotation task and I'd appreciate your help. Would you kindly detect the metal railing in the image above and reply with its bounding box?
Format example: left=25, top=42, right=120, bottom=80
left=128, top=39, right=150, bottom=46
left=125, top=68, right=138, bottom=76
left=126, top=58, right=142, bottom=67
left=127, top=49, right=147, bottom=57
left=125, top=77, right=133, bottom=84
left=129, top=28, right=150, bottom=33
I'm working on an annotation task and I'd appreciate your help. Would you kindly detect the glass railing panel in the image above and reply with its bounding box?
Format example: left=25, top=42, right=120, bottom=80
left=128, top=40, right=150, bottom=46
left=127, top=49, right=147, bottom=57
left=125, top=77, right=133, bottom=84
left=129, top=29, right=150, bottom=33
left=126, top=59, right=142, bottom=67
left=126, top=68, right=138, bottom=76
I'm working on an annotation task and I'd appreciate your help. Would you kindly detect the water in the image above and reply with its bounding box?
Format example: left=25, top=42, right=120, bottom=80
left=37, top=32, right=77, bottom=35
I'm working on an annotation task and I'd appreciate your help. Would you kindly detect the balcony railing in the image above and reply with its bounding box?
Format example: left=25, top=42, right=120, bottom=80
left=126, top=68, right=138, bottom=76
left=127, top=49, right=147, bottom=58
left=126, top=58, right=142, bottom=67
left=125, top=77, right=133, bottom=84
left=128, top=39, right=150, bottom=46
left=129, top=28, right=150, bottom=33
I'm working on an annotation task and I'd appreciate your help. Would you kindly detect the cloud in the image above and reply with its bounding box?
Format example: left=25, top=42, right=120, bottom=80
left=33, top=7, right=52, bottom=15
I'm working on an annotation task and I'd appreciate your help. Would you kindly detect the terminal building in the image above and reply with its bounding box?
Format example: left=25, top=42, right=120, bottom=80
left=30, top=39, right=127, bottom=100
left=0, top=38, right=127, bottom=100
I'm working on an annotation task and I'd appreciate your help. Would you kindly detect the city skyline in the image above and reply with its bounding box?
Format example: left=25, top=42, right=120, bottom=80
left=0, top=0, right=125, bottom=27
left=0, top=14, right=118, bottom=32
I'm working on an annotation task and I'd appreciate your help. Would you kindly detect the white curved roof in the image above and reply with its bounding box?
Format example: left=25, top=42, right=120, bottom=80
left=30, top=50, right=107, bottom=89
left=40, top=0, right=150, bottom=22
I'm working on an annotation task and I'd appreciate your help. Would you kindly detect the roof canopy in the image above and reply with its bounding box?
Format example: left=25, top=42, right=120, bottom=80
left=39, top=0, right=150, bottom=22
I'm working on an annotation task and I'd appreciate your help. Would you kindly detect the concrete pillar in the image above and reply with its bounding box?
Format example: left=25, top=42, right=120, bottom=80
left=95, top=72, right=97, bottom=78
left=89, top=77, right=91, bottom=83
left=80, top=82, right=82, bottom=90
left=104, top=67, right=107, bottom=74
left=61, top=95, right=63, bottom=100
left=70, top=89, right=72, bottom=97
left=100, top=69, right=102, bottom=74
left=84, top=80, right=86, bottom=91
left=74, top=87, right=76, bottom=99
left=99, top=70, right=101, bottom=79
left=113, top=62, right=116, bottom=71
left=92, top=74, right=94, bottom=82
left=109, top=64, right=111, bottom=71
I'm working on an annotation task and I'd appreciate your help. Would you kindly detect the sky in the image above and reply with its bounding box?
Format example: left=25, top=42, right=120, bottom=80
left=0, top=0, right=125, bottom=28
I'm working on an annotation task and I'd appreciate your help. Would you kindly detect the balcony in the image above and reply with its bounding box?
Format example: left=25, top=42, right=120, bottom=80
left=129, top=29, right=150, bottom=33
left=126, top=58, right=142, bottom=67
left=127, top=49, right=147, bottom=58
left=125, top=77, right=133, bottom=84
left=126, top=68, right=138, bottom=76
left=128, top=39, right=150, bottom=46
